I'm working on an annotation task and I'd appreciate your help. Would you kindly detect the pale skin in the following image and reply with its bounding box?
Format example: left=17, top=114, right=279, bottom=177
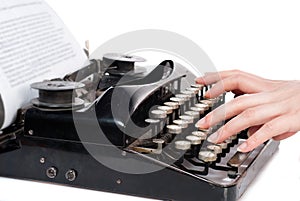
left=195, top=70, right=300, bottom=153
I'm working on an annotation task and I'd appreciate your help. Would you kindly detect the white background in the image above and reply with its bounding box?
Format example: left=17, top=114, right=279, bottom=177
left=1, top=0, right=300, bottom=200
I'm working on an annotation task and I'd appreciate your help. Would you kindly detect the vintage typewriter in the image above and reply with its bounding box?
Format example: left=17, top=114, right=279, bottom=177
left=0, top=53, right=279, bottom=201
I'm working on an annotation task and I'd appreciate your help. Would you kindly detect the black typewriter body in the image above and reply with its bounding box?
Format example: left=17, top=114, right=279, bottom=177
left=0, top=54, right=279, bottom=201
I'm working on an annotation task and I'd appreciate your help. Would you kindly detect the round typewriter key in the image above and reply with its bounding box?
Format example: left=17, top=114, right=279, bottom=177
left=157, top=106, right=173, bottom=114
left=225, top=139, right=234, bottom=148
left=145, top=118, right=160, bottom=136
left=229, top=135, right=238, bottom=145
left=194, top=103, right=209, bottom=110
left=181, top=90, right=194, bottom=98
left=167, top=124, right=182, bottom=134
left=230, top=135, right=238, bottom=141
left=179, top=92, right=194, bottom=107
left=192, top=131, right=207, bottom=140
left=225, top=138, right=232, bottom=144
left=145, top=118, right=160, bottom=124
left=164, top=102, right=179, bottom=120
left=186, top=135, right=202, bottom=145
left=198, top=151, right=217, bottom=162
left=191, top=84, right=205, bottom=98
left=164, top=102, right=179, bottom=109
left=173, top=119, right=189, bottom=128
left=171, top=97, right=187, bottom=117
left=198, top=128, right=212, bottom=134
left=207, top=144, right=222, bottom=154
left=175, top=94, right=190, bottom=112
left=181, top=90, right=196, bottom=105
left=190, top=106, right=205, bottom=114
left=186, top=87, right=199, bottom=94
left=170, top=97, right=185, bottom=105
left=175, top=140, right=191, bottom=150
left=217, top=142, right=230, bottom=154
left=150, top=110, right=167, bottom=119
left=175, top=94, right=190, bottom=101
left=217, top=142, right=228, bottom=149
left=200, top=100, right=213, bottom=107
left=185, top=111, right=199, bottom=119
left=186, top=135, right=202, bottom=157
left=179, top=115, right=194, bottom=124
left=158, top=106, right=174, bottom=124
left=191, top=84, right=204, bottom=89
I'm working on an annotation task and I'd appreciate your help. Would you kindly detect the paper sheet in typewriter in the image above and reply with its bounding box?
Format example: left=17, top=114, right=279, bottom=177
left=0, top=0, right=87, bottom=129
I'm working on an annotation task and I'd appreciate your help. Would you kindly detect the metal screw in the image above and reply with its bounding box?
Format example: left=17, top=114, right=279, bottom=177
left=40, top=157, right=45, bottom=164
left=46, top=167, right=57, bottom=179
left=116, top=178, right=122, bottom=184
left=28, top=130, right=34, bottom=135
left=65, top=169, right=77, bottom=182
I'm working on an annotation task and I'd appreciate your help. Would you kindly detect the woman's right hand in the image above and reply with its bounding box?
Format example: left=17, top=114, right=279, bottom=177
left=195, top=70, right=299, bottom=153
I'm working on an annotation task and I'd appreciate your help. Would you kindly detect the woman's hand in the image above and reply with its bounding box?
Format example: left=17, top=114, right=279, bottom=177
left=195, top=70, right=300, bottom=152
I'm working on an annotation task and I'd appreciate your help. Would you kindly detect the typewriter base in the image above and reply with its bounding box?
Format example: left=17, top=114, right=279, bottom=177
left=0, top=136, right=279, bottom=201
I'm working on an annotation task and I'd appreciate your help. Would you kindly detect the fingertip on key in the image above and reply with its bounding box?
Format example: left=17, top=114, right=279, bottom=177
left=237, top=142, right=248, bottom=152
left=194, top=77, right=205, bottom=84
left=204, top=91, right=212, bottom=98
left=195, top=118, right=206, bottom=128
left=207, top=132, right=219, bottom=143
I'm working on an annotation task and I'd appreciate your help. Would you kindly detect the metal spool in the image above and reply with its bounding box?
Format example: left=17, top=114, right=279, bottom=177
left=31, top=81, right=85, bottom=110
left=103, top=53, right=146, bottom=75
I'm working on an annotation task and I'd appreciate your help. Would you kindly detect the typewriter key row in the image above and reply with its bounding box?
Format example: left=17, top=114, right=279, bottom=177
left=132, top=83, right=238, bottom=172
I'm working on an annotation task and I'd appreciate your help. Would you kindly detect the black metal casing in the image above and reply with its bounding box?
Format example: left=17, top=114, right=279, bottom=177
left=0, top=59, right=279, bottom=201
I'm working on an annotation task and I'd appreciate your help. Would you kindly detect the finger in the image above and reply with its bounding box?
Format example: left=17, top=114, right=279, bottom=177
left=272, top=132, right=296, bottom=141
left=205, top=75, right=270, bottom=98
left=195, top=70, right=264, bottom=85
left=196, top=93, right=274, bottom=129
left=195, top=72, right=221, bottom=85
left=247, top=125, right=262, bottom=137
left=207, top=102, right=285, bottom=143
left=237, top=115, right=298, bottom=152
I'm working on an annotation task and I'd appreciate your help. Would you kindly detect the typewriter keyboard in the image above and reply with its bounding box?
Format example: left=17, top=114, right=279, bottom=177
left=128, top=83, right=264, bottom=185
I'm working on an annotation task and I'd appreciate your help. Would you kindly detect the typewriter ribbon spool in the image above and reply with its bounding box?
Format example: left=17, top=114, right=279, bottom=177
left=30, top=81, right=85, bottom=110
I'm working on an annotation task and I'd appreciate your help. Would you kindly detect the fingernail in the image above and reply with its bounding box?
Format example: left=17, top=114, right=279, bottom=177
left=204, top=92, right=211, bottom=98
left=195, top=118, right=206, bottom=128
left=207, top=132, right=219, bottom=143
left=246, top=130, right=251, bottom=138
left=194, top=78, right=202, bottom=83
left=237, top=142, right=248, bottom=152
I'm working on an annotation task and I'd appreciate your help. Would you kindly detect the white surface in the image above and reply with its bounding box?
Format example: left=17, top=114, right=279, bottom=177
left=1, top=0, right=300, bottom=200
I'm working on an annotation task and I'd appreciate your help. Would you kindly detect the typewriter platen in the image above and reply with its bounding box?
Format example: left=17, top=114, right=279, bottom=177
left=0, top=53, right=279, bottom=201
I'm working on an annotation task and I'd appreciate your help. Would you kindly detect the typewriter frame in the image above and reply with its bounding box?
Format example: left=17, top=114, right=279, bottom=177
left=0, top=57, right=280, bottom=201
left=0, top=131, right=279, bottom=201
